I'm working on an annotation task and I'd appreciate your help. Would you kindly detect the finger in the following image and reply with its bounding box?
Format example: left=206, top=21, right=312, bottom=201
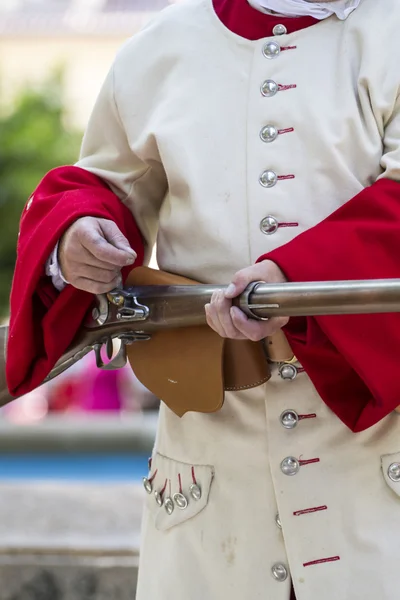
left=205, top=292, right=246, bottom=339
left=75, top=265, right=120, bottom=284
left=99, top=220, right=136, bottom=256
left=66, top=246, right=121, bottom=271
left=225, top=264, right=267, bottom=299
left=206, top=303, right=246, bottom=338
left=230, top=306, right=288, bottom=341
left=81, top=228, right=136, bottom=268
left=73, top=275, right=122, bottom=295
left=205, top=299, right=225, bottom=337
left=207, top=291, right=231, bottom=337
left=213, top=290, right=244, bottom=339
left=205, top=298, right=228, bottom=337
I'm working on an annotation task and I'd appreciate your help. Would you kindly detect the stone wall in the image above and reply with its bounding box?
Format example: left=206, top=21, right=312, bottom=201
left=0, top=555, right=138, bottom=600
left=0, top=482, right=144, bottom=600
left=0, top=414, right=157, bottom=598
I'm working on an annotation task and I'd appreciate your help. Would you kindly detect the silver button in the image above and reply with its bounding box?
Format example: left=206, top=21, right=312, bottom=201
left=263, top=41, right=281, bottom=59
left=273, top=24, right=287, bottom=36
left=281, top=456, right=300, bottom=476
left=260, top=215, right=279, bottom=235
left=164, top=497, right=175, bottom=515
left=261, top=80, right=279, bottom=97
left=259, top=170, right=278, bottom=188
left=388, top=463, right=400, bottom=482
left=173, top=492, right=189, bottom=510
left=189, top=483, right=202, bottom=501
left=154, top=490, right=163, bottom=507
left=279, top=364, right=298, bottom=381
left=275, top=513, right=282, bottom=529
left=143, top=477, right=153, bottom=494
left=260, top=124, right=278, bottom=143
left=271, top=563, right=288, bottom=582
left=280, top=409, right=299, bottom=429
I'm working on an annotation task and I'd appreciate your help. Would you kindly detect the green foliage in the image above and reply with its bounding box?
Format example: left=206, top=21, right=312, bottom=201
left=0, top=75, right=82, bottom=317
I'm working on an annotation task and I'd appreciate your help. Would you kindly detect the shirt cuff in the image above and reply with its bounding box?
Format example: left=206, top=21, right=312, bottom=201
left=45, top=241, right=69, bottom=292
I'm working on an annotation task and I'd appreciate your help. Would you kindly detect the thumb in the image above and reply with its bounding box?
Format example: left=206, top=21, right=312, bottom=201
left=99, top=219, right=136, bottom=258
left=225, top=264, right=266, bottom=299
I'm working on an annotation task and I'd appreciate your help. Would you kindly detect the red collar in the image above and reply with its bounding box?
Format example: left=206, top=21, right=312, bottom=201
left=212, top=0, right=318, bottom=40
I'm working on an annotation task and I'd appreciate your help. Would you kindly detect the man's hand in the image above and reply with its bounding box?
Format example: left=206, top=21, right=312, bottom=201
left=205, top=260, right=289, bottom=341
left=59, top=217, right=136, bottom=294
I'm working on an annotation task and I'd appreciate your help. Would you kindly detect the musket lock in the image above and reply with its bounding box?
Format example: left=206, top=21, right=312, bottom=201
left=107, top=289, right=150, bottom=321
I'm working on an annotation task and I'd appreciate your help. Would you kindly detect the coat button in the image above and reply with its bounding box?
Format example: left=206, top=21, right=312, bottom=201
left=279, top=364, right=298, bottom=380
left=271, top=563, right=288, bottom=582
left=259, top=170, right=278, bottom=188
left=189, top=483, right=202, bottom=501
left=280, top=409, right=299, bottom=429
left=260, top=124, right=278, bottom=143
left=164, top=497, right=175, bottom=515
left=261, top=80, right=279, bottom=97
left=260, top=215, right=279, bottom=235
left=273, top=24, right=287, bottom=36
left=263, top=41, right=281, bottom=59
left=388, top=463, right=400, bottom=482
left=154, top=490, right=164, bottom=507
left=281, top=456, right=300, bottom=476
left=173, top=492, right=189, bottom=510
left=143, top=477, right=153, bottom=494
left=275, top=513, right=282, bottom=529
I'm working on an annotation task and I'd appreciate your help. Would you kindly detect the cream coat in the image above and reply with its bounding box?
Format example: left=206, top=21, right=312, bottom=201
left=76, top=0, right=400, bottom=597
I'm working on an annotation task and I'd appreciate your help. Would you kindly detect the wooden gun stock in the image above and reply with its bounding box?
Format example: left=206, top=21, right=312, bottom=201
left=0, top=324, right=13, bottom=407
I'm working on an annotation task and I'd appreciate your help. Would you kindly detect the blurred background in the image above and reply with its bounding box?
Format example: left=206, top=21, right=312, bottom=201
left=0, top=2, right=177, bottom=598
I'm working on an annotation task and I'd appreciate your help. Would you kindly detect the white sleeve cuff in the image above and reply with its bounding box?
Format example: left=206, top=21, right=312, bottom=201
left=45, top=241, right=69, bottom=292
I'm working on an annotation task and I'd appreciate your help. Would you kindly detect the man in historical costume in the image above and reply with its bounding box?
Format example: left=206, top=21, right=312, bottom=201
left=6, top=0, right=400, bottom=598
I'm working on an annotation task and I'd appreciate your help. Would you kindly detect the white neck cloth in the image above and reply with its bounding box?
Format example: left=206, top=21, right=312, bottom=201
left=247, top=0, right=361, bottom=20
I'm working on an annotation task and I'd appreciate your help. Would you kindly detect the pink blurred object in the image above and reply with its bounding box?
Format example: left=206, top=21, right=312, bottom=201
left=45, top=351, right=158, bottom=414
left=79, top=360, right=123, bottom=412
left=1, top=349, right=159, bottom=419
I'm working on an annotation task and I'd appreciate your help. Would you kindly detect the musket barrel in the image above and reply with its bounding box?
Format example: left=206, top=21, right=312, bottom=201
left=124, top=279, right=400, bottom=328
left=125, top=284, right=218, bottom=329
left=3, top=278, right=400, bottom=409
left=242, top=279, right=400, bottom=318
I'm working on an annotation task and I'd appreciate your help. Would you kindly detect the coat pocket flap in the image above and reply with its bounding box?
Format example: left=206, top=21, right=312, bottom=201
left=144, top=452, right=215, bottom=532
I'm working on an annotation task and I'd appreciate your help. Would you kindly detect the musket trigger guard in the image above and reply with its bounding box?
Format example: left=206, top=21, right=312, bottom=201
left=239, top=281, right=269, bottom=321
left=94, top=331, right=151, bottom=371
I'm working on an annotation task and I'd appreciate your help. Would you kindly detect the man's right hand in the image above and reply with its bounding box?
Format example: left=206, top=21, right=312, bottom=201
left=59, top=217, right=137, bottom=294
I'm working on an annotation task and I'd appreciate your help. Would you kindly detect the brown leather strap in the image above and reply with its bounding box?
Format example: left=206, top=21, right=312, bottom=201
left=264, top=330, right=295, bottom=363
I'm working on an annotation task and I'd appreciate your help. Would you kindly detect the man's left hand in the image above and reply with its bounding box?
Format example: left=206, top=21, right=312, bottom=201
left=205, top=260, right=289, bottom=341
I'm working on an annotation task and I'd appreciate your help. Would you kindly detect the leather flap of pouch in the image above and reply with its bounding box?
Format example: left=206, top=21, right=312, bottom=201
left=125, top=267, right=270, bottom=416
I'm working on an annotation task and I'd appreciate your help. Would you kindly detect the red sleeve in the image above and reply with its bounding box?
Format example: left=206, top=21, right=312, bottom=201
left=259, top=178, right=400, bottom=432
left=6, top=166, right=145, bottom=399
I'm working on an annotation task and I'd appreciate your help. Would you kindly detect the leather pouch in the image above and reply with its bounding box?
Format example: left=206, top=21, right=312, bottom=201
left=125, top=267, right=270, bottom=417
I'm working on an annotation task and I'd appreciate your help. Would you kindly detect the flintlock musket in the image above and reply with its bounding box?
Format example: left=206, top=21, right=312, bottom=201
left=1, top=277, right=400, bottom=407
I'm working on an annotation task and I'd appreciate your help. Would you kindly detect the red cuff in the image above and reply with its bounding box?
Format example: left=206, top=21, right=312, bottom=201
left=258, top=178, right=400, bottom=432
left=7, top=166, right=145, bottom=398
